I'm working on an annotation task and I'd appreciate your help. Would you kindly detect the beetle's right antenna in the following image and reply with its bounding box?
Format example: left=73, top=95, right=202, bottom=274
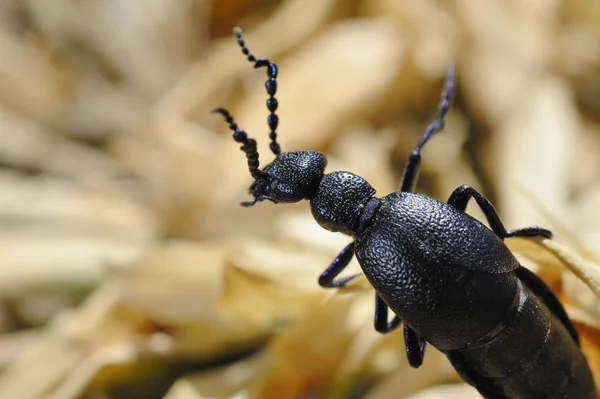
left=399, top=64, right=455, bottom=193
left=212, top=107, right=265, bottom=181
left=233, top=27, right=281, bottom=155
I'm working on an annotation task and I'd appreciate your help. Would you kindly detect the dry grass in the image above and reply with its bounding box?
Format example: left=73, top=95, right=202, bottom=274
left=1, top=0, right=600, bottom=398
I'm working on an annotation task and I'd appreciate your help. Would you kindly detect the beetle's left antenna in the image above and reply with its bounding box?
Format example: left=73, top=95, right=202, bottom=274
left=233, top=27, right=281, bottom=155
left=399, top=64, right=455, bottom=193
left=212, top=107, right=265, bottom=180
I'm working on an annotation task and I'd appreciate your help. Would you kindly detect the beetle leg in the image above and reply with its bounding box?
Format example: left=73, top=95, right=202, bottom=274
left=400, top=64, right=455, bottom=193
left=447, top=185, right=552, bottom=239
left=374, top=293, right=402, bottom=333
left=504, top=226, right=552, bottom=239
left=318, top=242, right=361, bottom=288
left=404, top=324, right=426, bottom=368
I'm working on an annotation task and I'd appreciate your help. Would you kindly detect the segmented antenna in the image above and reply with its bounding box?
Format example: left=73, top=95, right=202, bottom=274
left=414, top=64, right=455, bottom=152
left=233, top=27, right=281, bottom=155
left=212, top=107, right=265, bottom=180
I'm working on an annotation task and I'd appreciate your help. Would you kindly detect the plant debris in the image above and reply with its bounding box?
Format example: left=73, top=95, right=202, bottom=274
left=1, top=0, right=600, bottom=398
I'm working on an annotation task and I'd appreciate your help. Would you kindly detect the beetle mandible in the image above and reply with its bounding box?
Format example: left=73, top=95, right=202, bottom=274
left=213, top=27, right=596, bottom=399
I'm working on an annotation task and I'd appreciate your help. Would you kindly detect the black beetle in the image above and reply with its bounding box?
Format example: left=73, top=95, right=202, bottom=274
left=213, top=27, right=597, bottom=399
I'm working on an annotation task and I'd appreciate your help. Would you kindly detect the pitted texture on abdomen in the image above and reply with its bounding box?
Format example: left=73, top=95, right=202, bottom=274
left=355, top=192, right=520, bottom=350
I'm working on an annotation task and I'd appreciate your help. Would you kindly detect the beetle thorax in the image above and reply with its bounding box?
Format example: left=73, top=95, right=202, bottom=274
left=310, top=171, right=376, bottom=236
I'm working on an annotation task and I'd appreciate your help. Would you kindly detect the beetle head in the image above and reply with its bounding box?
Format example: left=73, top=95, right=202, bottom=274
left=243, top=151, right=327, bottom=206
left=216, top=27, right=328, bottom=207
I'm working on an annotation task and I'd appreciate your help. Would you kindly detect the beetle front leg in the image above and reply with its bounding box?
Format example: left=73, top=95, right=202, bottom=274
left=318, top=242, right=361, bottom=288
left=447, top=185, right=552, bottom=240
left=374, top=294, right=402, bottom=333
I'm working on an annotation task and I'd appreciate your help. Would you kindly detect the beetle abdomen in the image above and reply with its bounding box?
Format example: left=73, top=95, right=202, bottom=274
left=355, top=192, right=521, bottom=349
left=446, top=279, right=596, bottom=398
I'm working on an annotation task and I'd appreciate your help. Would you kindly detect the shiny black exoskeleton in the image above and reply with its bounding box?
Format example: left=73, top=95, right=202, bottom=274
left=213, top=27, right=596, bottom=398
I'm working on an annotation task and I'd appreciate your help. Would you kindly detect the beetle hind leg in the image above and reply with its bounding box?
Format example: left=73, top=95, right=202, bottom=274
left=404, top=325, right=426, bottom=368
left=447, top=185, right=552, bottom=240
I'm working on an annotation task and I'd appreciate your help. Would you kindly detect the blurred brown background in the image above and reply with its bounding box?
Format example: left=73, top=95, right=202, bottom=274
left=1, top=0, right=600, bottom=398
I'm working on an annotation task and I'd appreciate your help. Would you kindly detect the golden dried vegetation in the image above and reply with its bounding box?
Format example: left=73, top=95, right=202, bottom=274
left=0, top=0, right=600, bottom=398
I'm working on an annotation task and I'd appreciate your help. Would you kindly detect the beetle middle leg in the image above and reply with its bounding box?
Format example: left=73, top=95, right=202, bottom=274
left=318, top=242, right=361, bottom=288
left=374, top=294, right=402, bottom=332
left=375, top=295, right=426, bottom=367
left=447, top=185, right=552, bottom=240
